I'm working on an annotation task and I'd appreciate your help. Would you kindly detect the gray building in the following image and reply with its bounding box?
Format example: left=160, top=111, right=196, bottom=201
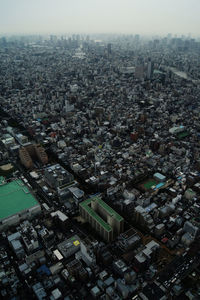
left=44, top=164, right=74, bottom=189
left=58, top=235, right=81, bottom=258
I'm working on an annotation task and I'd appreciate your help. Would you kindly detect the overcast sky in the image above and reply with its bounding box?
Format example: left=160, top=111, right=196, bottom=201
left=0, top=0, right=200, bottom=36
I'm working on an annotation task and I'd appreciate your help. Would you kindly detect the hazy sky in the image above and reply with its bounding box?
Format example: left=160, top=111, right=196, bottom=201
left=0, top=0, right=200, bottom=36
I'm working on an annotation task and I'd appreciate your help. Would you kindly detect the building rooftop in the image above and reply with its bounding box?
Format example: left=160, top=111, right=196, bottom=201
left=96, top=197, right=123, bottom=222
left=57, top=235, right=81, bottom=258
left=0, top=179, right=38, bottom=220
left=80, top=197, right=112, bottom=232
left=80, top=196, right=123, bottom=232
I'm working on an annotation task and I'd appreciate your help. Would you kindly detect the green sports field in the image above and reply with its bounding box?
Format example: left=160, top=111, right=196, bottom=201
left=0, top=179, right=38, bottom=220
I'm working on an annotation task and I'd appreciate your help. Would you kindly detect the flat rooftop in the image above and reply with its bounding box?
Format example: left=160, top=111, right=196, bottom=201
left=96, top=197, right=123, bottom=222
left=80, top=196, right=123, bottom=232
left=0, top=179, right=38, bottom=221
left=57, top=235, right=81, bottom=258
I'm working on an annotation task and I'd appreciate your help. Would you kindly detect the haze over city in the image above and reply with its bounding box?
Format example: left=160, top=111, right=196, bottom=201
left=1, top=0, right=200, bottom=36
left=1, top=0, right=200, bottom=299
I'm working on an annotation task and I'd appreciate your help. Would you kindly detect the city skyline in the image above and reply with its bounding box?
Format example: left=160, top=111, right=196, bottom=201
left=1, top=0, right=200, bottom=37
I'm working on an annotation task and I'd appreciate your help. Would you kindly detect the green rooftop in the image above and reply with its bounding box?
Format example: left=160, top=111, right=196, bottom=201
left=144, top=180, right=157, bottom=189
left=177, top=131, right=190, bottom=139
left=80, top=196, right=123, bottom=232
left=0, top=179, right=39, bottom=221
left=96, top=197, right=123, bottom=222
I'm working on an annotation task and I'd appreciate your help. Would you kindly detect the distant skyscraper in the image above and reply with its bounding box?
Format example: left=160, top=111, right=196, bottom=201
left=135, top=34, right=140, bottom=43
left=167, top=33, right=172, bottom=39
left=135, top=65, right=144, bottom=79
left=107, top=43, right=112, bottom=54
left=147, top=59, right=154, bottom=80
